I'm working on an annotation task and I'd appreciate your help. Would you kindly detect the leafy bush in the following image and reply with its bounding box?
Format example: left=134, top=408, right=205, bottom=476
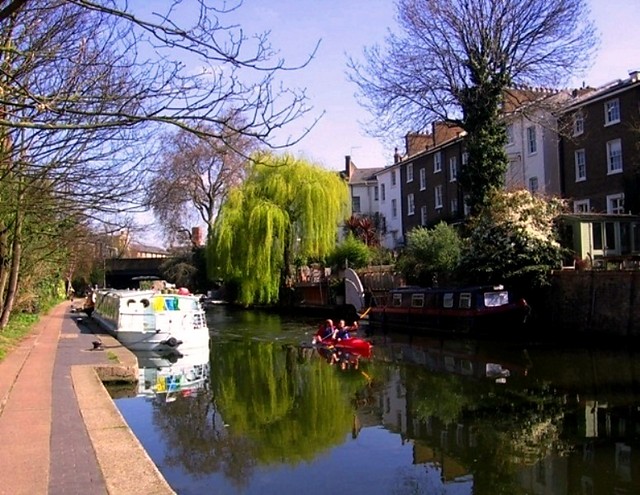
left=396, top=222, right=462, bottom=286
left=327, top=233, right=372, bottom=269
left=369, top=246, right=396, bottom=266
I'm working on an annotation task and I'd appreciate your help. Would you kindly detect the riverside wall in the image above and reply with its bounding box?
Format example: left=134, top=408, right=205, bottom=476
left=540, top=270, right=640, bottom=338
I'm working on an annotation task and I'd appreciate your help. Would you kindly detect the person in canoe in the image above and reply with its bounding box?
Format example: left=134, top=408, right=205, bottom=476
left=333, top=320, right=359, bottom=341
left=312, top=319, right=335, bottom=345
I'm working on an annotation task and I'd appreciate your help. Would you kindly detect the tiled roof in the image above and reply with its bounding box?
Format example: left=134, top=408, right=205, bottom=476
left=130, top=242, right=168, bottom=255
left=349, top=167, right=384, bottom=183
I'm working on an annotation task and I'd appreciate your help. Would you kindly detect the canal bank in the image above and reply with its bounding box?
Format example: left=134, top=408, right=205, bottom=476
left=0, top=300, right=174, bottom=495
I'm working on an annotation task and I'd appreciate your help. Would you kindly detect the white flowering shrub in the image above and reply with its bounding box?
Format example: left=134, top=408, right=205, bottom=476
left=459, top=189, right=567, bottom=288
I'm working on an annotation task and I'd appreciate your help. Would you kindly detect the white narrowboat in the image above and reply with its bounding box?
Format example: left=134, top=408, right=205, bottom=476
left=91, top=288, right=210, bottom=352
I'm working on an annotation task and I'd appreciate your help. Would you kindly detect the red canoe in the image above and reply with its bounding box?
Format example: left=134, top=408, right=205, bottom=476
left=314, top=337, right=372, bottom=356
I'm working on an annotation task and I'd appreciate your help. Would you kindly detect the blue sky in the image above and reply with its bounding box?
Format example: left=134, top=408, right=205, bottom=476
left=227, top=0, right=640, bottom=171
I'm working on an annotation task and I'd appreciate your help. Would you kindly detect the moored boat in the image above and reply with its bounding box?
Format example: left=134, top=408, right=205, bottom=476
left=91, top=288, right=210, bottom=352
left=367, top=285, right=530, bottom=336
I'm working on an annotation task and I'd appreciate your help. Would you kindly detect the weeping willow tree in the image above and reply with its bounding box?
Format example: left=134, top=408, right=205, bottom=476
left=208, top=153, right=350, bottom=305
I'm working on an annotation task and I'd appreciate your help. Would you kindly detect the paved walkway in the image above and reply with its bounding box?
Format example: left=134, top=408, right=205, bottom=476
left=0, top=300, right=174, bottom=495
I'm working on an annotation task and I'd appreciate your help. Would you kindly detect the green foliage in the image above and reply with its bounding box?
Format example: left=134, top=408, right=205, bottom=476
left=369, top=246, right=396, bottom=266
left=459, top=189, right=567, bottom=290
left=343, top=214, right=379, bottom=246
left=327, top=233, right=372, bottom=270
left=461, top=118, right=509, bottom=214
left=211, top=341, right=358, bottom=465
left=208, top=153, right=349, bottom=305
left=0, top=312, right=39, bottom=361
left=396, top=222, right=462, bottom=286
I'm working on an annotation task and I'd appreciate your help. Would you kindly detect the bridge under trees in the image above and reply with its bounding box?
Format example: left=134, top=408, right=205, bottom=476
left=104, top=258, right=166, bottom=289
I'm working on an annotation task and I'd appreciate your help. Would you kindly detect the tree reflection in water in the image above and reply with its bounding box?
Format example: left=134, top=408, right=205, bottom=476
left=116, top=312, right=640, bottom=494
left=149, top=340, right=376, bottom=490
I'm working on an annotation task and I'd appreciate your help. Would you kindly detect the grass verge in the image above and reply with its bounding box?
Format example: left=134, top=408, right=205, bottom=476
left=0, top=298, right=64, bottom=362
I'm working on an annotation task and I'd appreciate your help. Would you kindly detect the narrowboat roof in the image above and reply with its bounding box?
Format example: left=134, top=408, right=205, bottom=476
left=389, top=285, right=506, bottom=294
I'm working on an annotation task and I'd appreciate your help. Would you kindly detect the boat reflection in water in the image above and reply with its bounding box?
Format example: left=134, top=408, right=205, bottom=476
left=132, top=344, right=210, bottom=403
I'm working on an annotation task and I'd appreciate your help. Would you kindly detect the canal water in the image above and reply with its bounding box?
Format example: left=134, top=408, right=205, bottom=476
left=113, top=305, right=640, bottom=495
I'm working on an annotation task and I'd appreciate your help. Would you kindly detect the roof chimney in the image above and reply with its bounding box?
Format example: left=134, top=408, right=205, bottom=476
left=345, top=155, right=352, bottom=179
left=629, top=69, right=640, bottom=82
left=192, top=226, right=204, bottom=247
left=394, top=147, right=401, bottom=163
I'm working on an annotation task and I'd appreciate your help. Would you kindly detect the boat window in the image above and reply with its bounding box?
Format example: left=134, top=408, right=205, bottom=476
left=392, top=293, right=402, bottom=307
left=459, top=293, right=472, bottom=309
left=460, top=359, right=474, bottom=375
left=443, top=293, right=454, bottom=308
left=444, top=355, right=455, bottom=371
left=141, top=299, right=150, bottom=308
left=411, top=294, right=425, bottom=308
left=484, top=291, right=509, bottom=307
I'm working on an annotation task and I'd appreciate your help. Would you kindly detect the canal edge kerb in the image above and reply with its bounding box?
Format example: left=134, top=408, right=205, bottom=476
left=71, top=334, right=176, bottom=495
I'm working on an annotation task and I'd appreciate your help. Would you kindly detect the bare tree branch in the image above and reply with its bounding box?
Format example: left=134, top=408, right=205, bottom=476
left=348, top=0, right=597, bottom=138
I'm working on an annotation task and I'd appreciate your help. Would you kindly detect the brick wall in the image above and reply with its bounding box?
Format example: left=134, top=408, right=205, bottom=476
left=542, top=270, right=640, bottom=337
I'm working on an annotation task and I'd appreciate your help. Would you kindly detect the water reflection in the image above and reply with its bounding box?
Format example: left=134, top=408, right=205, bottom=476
left=115, top=308, right=640, bottom=494
left=133, top=346, right=210, bottom=402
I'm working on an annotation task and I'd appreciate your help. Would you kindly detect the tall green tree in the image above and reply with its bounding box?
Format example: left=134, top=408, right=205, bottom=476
left=208, top=153, right=349, bottom=305
left=349, top=0, right=596, bottom=213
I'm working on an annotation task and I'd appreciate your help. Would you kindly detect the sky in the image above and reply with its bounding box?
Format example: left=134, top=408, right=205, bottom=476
left=138, top=0, right=640, bottom=246
left=225, top=0, right=640, bottom=172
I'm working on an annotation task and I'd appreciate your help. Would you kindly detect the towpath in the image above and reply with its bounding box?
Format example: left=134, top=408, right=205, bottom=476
left=0, top=300, right=174, bottom=495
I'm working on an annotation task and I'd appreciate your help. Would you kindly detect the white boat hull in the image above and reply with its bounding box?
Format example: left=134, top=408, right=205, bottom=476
left=91, top=289, right=210, bottom=353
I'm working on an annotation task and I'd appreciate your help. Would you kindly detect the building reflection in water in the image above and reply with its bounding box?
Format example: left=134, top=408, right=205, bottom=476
left=366, top=334, right=640, bottom=494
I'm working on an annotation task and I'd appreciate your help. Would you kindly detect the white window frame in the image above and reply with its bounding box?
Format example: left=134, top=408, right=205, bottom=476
left=406, top=162, right=414, bottom=183
left=606, top=139, right=623, bottom=174
left=529, top=176, right=539, bottom=194
left=411, top=294, right=425, bottom=308
left=462, top=151, right=468, bottom=166
left=527, top=126, right=537, bottom=154
left=420, top=205, right=427, bottom=226
left=607, top=193, right=625, bottom=214
left=450, top=197, right=458, bottom=214
left=434, top=152, right=442, bottom=173
left=434, top=185, right=443, bottom=209
left=391, top=198, right=397, bottom=218
left=352, top=196, right=361, bottom=213
left=443, top=293, right=454, bottom=308
left=381, top=183, right=386, bottom=202
left=459, top=293, right=472, bottom=309
left=391, top=170, right=396, bottom=186
left=407, top=193, right=415, bottom=215
left=419, top=168, right=426, bottom=190
left=605, top=99, right=620, bottom=126
left=575, top=149, right=586, bottom=182
left=573, top=199, right=590, bottom=213
left=573, top=112, right=584, bottom=136
left=449, top=156, right=457, bottom=182
left=374, top=186, right=379, bottom=201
